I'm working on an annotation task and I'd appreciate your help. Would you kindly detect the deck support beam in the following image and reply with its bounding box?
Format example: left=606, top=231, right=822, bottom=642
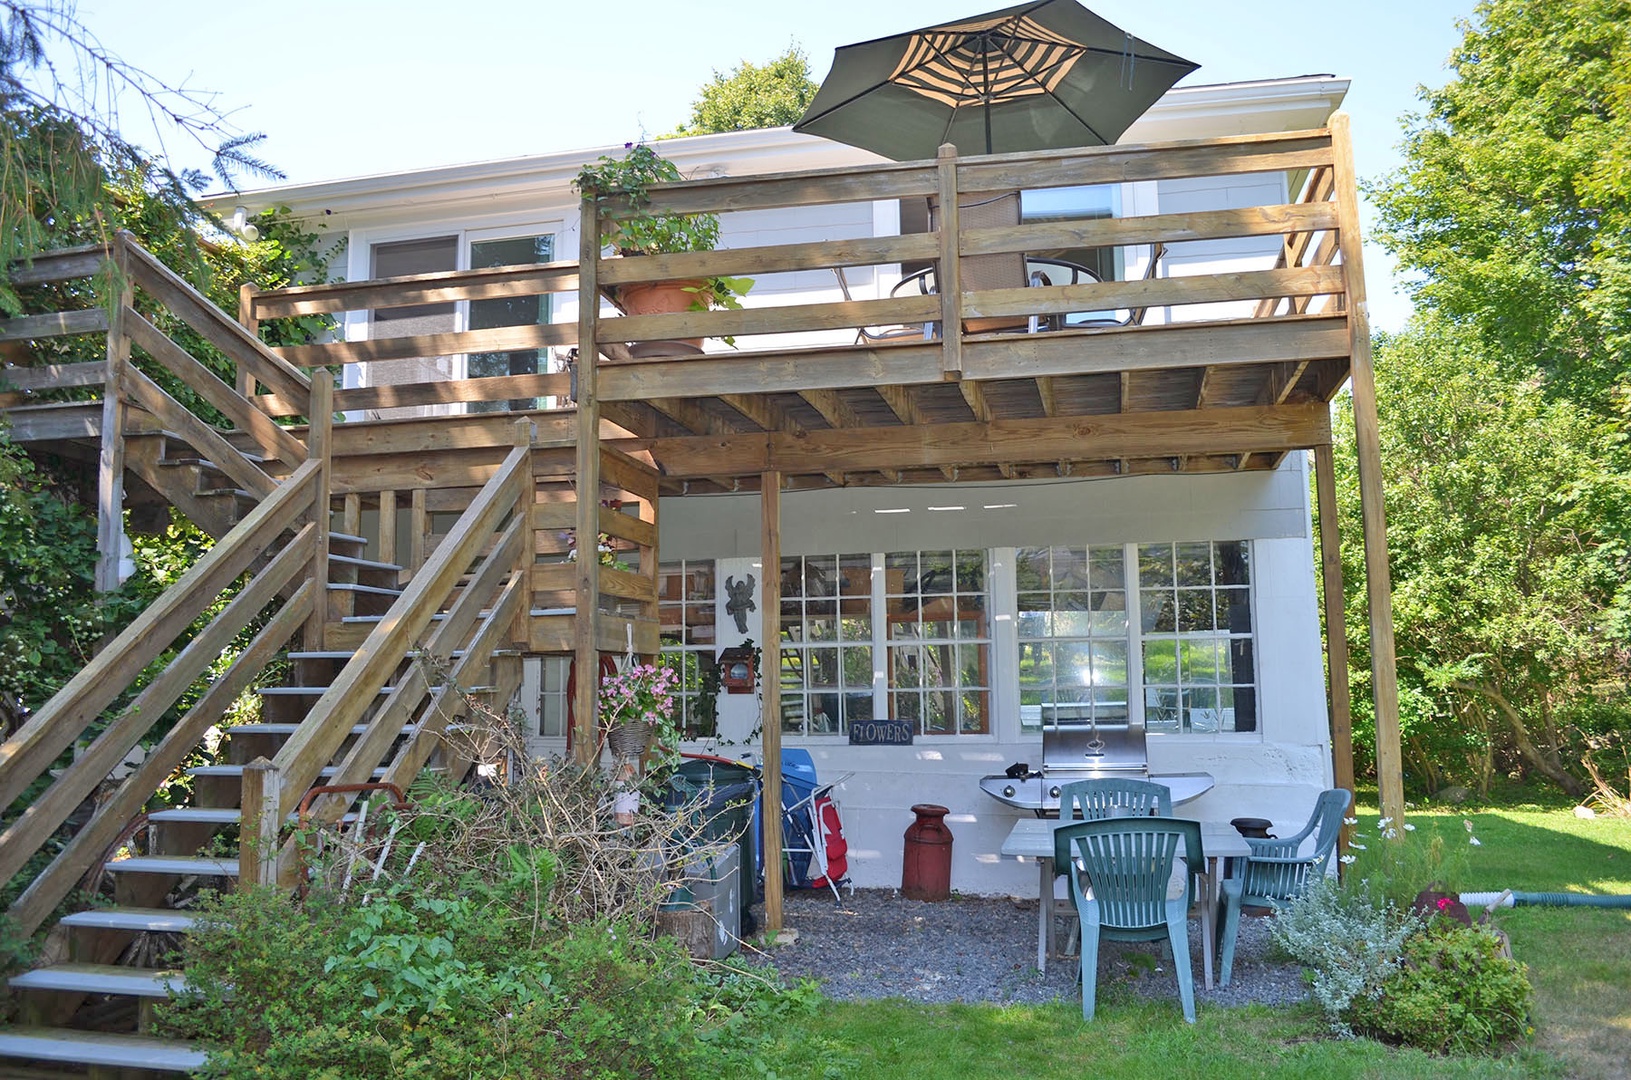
left=760, top=470, right=784, bottom=933
left=1313, top=441, right=1355, bottom=850
left=1331, top=111, right=1404, bottom=825
left=572, top=197, right=602, bottom=764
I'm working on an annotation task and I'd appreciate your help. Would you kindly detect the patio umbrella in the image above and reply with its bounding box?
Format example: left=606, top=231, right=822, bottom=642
left=792, top=0, right=1198, bottom=160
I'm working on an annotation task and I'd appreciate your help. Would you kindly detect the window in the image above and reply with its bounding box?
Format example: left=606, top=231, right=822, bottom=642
left=1015, top=546, right=1129, bottom=733
left=886, top=550, right=990, bottom=735
left=657, top=560, right=718, bottom=737
left=779, top=554, right=874, bottom=736
left=1138, top=541, right=1256, bottom=733
left=468, top=234, right=560, bottom=412
left=535, top=656, right=568, bottom=739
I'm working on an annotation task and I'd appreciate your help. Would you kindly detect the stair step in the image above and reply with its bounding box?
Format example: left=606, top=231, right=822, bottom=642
left=9, top=963, right=186, bottom=998
left=58, top=907, right=200, bottom=934
left=150, top=808, right=361, bottom=826
left=102, top=855, right=238, bottom=878
left=0, top=1027, right=206, bottom=1072
left=228, top=722, right=415, bottom=736
left=187, top=765, right=387, bottom=781
left=256, top=685, right=395, bottom=697
left=160, top=451, right=266, bottom=466
left=326, top=583, right=403, bottom=598
left=328, top=554, right=405, bottom=574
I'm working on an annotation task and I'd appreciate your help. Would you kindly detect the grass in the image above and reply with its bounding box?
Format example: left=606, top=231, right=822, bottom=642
left=740, top=797, right=1631, bottom=1080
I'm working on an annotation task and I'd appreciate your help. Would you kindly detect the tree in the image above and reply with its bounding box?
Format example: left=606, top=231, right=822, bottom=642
left=1370, top=0, right=1631, bottom=412
left=667, top=45, right=818, bottom=137
left=1333, top=315, right=1631, bottom=798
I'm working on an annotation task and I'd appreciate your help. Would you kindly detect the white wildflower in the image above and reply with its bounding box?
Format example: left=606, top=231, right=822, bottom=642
left=1343, top=817, right=1358, bottom=826
left=1349, top=841, right=1367, bottom=850
left=1463, top=819, right=1475, bottom=832
left=1403, top=823, right=1416, bottom=832
left=1377, top=817, right=1392, bottom=828
left=1339, top=854, right=1356, bottom=865
left=1469, top=836, right=1482, bottom=846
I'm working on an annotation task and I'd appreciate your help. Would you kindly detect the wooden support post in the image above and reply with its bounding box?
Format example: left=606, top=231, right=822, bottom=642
left=760, top=470, right=784, bottom=932
left=304, top=376, right=334, bottom=651
left=378, top=489, right=398, bottom=569
left=1330, top=112, right=1405, bottom=825
left=237, top=283, right=261, bottom=399
left=572, top=194, right=603, bottom=765
left=238, top=757, right=280, bottom=890
left=1314, top=442, right=1355, bottom=852
left=410, top=487, right=428, bottom=579
left=935, top=144, right=963, bottom=380
left=94, top=238, right=132, bottom=593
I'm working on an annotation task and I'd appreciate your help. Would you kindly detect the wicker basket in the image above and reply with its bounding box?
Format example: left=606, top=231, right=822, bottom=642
left=608, top=720, right=652, bottom=759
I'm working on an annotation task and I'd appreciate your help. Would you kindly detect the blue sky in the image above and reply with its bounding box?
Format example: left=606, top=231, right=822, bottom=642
left=66, top=0, right=1477, bottom=330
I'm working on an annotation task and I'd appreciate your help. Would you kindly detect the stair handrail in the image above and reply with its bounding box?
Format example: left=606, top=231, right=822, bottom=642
left=243, top=426, right=534, bottom=886
left=0, top=460, right=325, bottom=932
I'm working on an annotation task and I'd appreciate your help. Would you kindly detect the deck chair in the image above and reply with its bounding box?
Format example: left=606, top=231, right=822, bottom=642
left=928, top=190, right=1029, bottom=334
left=831, top=267, right=928, bottom=345
left=1056, top=817, right=1202, bottom=1022
left=1217, top=787, right=1352, bottom=987
left=1059, top=778, right=1173, bottom=821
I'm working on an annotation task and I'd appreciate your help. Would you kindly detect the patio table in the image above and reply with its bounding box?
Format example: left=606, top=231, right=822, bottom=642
left=1001, top=818, right=1250, bottom=989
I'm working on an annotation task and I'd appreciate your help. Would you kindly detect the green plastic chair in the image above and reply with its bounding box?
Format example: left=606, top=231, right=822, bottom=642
left=1059, top=777, right=1173, bottom=821
left=1217, top=787, right=1352, bottom=987
left=1055, top=817, right=1203, bottom=1023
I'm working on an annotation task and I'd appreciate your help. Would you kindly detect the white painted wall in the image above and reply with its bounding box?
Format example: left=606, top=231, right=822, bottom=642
left=668, top=453, right=1333, bottom=898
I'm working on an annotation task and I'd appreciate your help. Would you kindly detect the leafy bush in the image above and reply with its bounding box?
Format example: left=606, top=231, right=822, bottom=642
left=1269, top=875, right=1422, bottom=1036
left=1350, top=920, right=1533, bottom=1053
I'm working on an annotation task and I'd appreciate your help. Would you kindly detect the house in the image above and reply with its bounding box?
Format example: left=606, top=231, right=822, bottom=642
left=0, top=71, right=1401, bottom=1068
left=185, top=73, right=1391, bottom=898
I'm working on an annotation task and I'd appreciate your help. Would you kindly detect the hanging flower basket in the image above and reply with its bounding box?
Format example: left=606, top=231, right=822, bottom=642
left=608, top=719, right=653, bottom=760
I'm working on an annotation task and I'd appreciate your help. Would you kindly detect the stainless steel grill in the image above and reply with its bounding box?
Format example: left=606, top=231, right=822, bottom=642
left=979, top=703, right=1212, bottom=814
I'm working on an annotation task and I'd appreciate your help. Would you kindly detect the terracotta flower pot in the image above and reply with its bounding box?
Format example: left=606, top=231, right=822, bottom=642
left=614, top=280, right=704, bottom=357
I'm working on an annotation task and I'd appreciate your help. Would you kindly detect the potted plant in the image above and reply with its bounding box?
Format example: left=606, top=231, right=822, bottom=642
left=598, top=660, right=682, bottom=823
left=572, top=143, right=751, bottom=353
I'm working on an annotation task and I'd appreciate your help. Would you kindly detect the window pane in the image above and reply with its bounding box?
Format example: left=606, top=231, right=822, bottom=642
left=1050, top=548, right=1088, bottom=590
left=1016, top=548, right=1050, bottom=591
left=1139, top=543, right=1174, bottom=586
left=1180, top=638, right=1225, bottom=684
left=780, top=557, right=803, bottom=598
left=1141, top=589, right=1176, bottom=633
left=918, top=551, right=955, bottom=594
left=839, top=554, right=871, bottom=595
left=885, top=552, right=916, bottom=593
left=1185, top=687, right=1220, bottom=732
left=959, top=690, right=990, bottom=734
left=1089, top=547, right=1125, bottom=589
left=1142, top=639, right=1178, bottom=683
left=1177, top=589, right=1215, bottom=632
left=1175, top=542, right=1212, bottom=586
left=1091, top=640, right=1128, bottom=686
left=956, top=549, right=987, bottom=592
left=1217, top=588, right=1252, bottom=633
left=1216, top=541, right=1250, bottom=585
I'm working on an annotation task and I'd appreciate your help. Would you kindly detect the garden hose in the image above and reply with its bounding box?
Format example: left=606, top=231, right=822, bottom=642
left=1460, top=889, right=1631, bottom=909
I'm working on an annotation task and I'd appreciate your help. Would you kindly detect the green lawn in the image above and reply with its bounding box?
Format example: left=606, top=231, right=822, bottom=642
left=743, top=800, right=1631, bottom=1080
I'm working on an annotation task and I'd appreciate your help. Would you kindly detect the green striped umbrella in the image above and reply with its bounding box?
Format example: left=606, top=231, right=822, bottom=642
left=794, top=0, right=1198, bottom=160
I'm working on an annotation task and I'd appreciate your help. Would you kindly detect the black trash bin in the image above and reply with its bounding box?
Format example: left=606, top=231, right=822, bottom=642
left=664, top=756, right=760, bottom=934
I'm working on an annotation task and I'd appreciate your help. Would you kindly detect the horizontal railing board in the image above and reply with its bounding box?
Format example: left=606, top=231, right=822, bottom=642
left=631, top=161, right=939, bottom=217
left=252, top=260, right=580, bottom=318
left=959, top=201, right=1339, bottom=258
left=3, top=244, right=109, bottom=285
left=254, top=371, right=573, bottom=417
left=956, top=130, right=1335, bottom=192
left=0, top=360, right=107, bottom=392
left=0, top=307, right=108, bottom=341
left=0, top=401, right=101, bottom=440
left=964, top=265, right=1348, bottom=320
left=597, top=233, right=940, bottom=286
left=600, top=338, right=938, bottom=401
left=278, top=320, right=578, bottom=368
left=603, top=293, right=939, bottom=344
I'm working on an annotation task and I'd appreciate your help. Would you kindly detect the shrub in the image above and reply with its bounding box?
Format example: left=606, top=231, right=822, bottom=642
left=1269, top=875, right=1422, bottom=1036
left=1350, top=920, right=1533, bottom=1053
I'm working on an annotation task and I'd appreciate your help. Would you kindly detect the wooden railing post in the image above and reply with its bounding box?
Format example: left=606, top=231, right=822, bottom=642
left=237, top=283, right=261, bottom=399
left=305, top=375, right=334, bottom=651
left=95, top=235, right=133, bottom=592
left=572, top=193, right=602, bottom=765
left=935, top=144, right=963, bottom=381
left=238, top=756, right=281, bottom=890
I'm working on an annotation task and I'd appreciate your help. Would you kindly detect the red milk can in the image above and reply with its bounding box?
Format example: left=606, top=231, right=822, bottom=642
left=901, top=804, right=954, bottom=901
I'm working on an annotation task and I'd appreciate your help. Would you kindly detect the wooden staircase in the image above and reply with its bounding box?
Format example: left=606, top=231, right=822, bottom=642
left=0, top=233, right=666, bottom=1075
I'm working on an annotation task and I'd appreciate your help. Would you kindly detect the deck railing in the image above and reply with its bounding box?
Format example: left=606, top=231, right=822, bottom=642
left=238, top=124, right=1353, bottom=422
